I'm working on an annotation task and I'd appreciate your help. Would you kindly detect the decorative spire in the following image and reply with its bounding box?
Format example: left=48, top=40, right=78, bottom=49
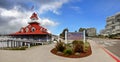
left=30, top=12, right=38, bottom=20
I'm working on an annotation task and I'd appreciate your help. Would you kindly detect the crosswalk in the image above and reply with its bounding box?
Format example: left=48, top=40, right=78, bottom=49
left=91, top=38, right=118, bottom=47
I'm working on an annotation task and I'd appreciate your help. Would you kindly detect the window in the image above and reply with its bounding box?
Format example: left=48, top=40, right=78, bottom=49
left=40, top=28, right=43, bottom=31
left=21, top=29, right=24, bottom=33
left=31, top=27, right=36, bottom=32
left=25, top=28, right=29, bottom=32
left=116, top=26, right=120, bottom=29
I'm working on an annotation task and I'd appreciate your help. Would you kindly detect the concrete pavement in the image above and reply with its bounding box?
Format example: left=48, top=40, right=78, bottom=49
left=91, top=38, right=120, bottom=59
left=0, top=40, right=116, bottom=62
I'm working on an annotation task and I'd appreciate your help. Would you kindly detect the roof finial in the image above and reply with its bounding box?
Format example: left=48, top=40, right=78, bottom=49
left=30, top=12, right=38, bottom=20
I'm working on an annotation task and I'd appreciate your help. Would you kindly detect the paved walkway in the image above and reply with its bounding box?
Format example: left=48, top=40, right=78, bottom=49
left=0, top=40, right=116, bottom=62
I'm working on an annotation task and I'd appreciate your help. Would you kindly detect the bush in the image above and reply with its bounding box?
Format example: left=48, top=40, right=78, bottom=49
left=72, top=40, right=77, bottom=44
left=63, top=48, right=73, bottom=55
left=72, top=40, right=84, bottom=45
left=55, top=41, right=66, bottom=52
left=84, top=42, right=90, bottom=52
left=73, top=43, right=84, bottom=53
left=65, top=43, right=73, bottom=48
left=84, top=42, right=90, bottom=48
left=5, top=46, right=27, bottom=50
left=72, top=40, right=84, bottom=53
left=54, top=40, right=90, bottom=55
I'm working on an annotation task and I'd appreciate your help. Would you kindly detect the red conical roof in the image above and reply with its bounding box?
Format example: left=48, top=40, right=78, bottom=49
left=10, top=12, right=50, bottom=35
left=30, top=12, right=38, bottom=20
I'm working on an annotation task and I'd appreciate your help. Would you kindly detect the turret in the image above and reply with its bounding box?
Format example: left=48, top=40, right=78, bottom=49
left=28, top=12, right=39, bottom=24
left=30, top=12, right=38, bottom=20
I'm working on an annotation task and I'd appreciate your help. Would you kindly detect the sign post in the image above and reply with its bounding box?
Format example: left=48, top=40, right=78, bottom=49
left=65, top=31, right=67, bottom=44
left=58, top=35, right=59, bottom=41
left=83, top=30, right=86, bottom=43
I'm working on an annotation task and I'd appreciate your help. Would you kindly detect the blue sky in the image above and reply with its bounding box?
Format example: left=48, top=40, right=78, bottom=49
left=39, top=0, right=120, bottom=35
left=0, top=0, right=120, bottom=35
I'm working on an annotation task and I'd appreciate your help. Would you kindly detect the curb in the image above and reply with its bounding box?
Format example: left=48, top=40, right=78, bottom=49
left=101, top=47, right=120, bottom=62
left=90, top=39, right=120, bottom=62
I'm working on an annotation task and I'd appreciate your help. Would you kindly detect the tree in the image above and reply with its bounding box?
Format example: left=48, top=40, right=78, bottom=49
left=60, top=28, right=69, bottom=39
left=79, top=28, right=88, bottom=36
left=75, top=30, right=77, bottom=32
left=79, top=28, right=86, bottom=32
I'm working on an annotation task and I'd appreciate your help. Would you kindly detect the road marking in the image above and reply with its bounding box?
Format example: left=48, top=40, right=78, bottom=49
left=104, top=42, right=113, bottom=46
left=92, top=39, right=120, bottom=62
left=102, top=47, right=120, bottom=62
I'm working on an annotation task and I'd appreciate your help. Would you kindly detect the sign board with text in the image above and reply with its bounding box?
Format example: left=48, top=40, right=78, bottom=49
left=67, top=32, right=83, bottom=40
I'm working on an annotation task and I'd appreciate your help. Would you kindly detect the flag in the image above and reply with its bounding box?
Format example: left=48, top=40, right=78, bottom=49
left=31, top=5, right=34, bottom=11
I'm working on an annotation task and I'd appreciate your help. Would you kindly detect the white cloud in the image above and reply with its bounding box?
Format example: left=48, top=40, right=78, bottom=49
left=0, top=0, right=70, bottom=34
left=0, top=6, right=59, bottom=34
left=39, top=0, right=69, bottom=15
left=0, top=7, right=32, bottom=34
left=39, top=18, right=59, bottom=27
left=1, top=9, right=19, bottom=17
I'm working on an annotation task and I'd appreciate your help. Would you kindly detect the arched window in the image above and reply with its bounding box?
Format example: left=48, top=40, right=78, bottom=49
left=31, top=27, right=36, bottom=32
left=21, top=29, right=24, bottom=33
left=43, top=28, right=45, bottom=32
left=45, top=29, right=47, bottom=32
left=25, top=28, right=29, bottom=32
left=40, top=28, right=43, bottom=31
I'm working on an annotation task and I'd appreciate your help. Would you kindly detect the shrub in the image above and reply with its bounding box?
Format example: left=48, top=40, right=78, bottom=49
left=55, top=41, right=66, bottom=52
left=72, top=40, right=84, bottom=45
left=84, top=42, right=90, bottom=48
left=84, top=42, right=90, bottom=52
left=73, top=43, right=84, bottom=53
left=63, top=48, right=73, bottom=55
left=6, top=46, right=27, bottom=50
left=65, top=43, right=73, bottom=48
left=79, top=41, right=84, bottom=45
left=72, top=40, right=79, bottom=45
left=72, top=40, right=84, bottom=53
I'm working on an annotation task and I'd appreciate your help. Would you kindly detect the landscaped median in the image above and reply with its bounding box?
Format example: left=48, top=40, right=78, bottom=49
left=51, top=40, right=92, bottom=58
left=0, top=46, right=28, bottom=50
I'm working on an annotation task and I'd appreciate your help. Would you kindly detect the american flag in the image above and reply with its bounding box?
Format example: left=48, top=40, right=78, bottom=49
left=31, top=5, right=34, bottom=11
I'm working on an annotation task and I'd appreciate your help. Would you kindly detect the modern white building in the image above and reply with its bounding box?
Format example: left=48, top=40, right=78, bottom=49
left=101, top=12, right=120, bottom=35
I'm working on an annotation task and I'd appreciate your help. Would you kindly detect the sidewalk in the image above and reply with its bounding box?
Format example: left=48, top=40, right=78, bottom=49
left=0, top=40, right=116, bottom=62
left=87, top=40, right=116, bottom=62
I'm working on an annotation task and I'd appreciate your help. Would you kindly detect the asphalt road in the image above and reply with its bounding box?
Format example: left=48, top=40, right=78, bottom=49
left=91, top=38, right=120, bottom=59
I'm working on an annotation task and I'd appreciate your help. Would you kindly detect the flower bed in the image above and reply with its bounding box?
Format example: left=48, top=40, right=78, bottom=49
left=51, top=40, right=92, bottom=58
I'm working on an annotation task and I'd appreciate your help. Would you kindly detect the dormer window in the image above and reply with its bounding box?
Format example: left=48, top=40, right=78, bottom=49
left=31, top=18, right=35, bottom=20
left=20, top=28, right=24, bottom=33
left=31, top=27, right=36, bottom=32
left=40, top=28, right=43, bottom=31
left=45, top=29, right=47, bottom=32
left=25, top=28, right=29, bottom=32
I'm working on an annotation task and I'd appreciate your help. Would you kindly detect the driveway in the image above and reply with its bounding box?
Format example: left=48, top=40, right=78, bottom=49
left=0, top=41, right=116, bottom=62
